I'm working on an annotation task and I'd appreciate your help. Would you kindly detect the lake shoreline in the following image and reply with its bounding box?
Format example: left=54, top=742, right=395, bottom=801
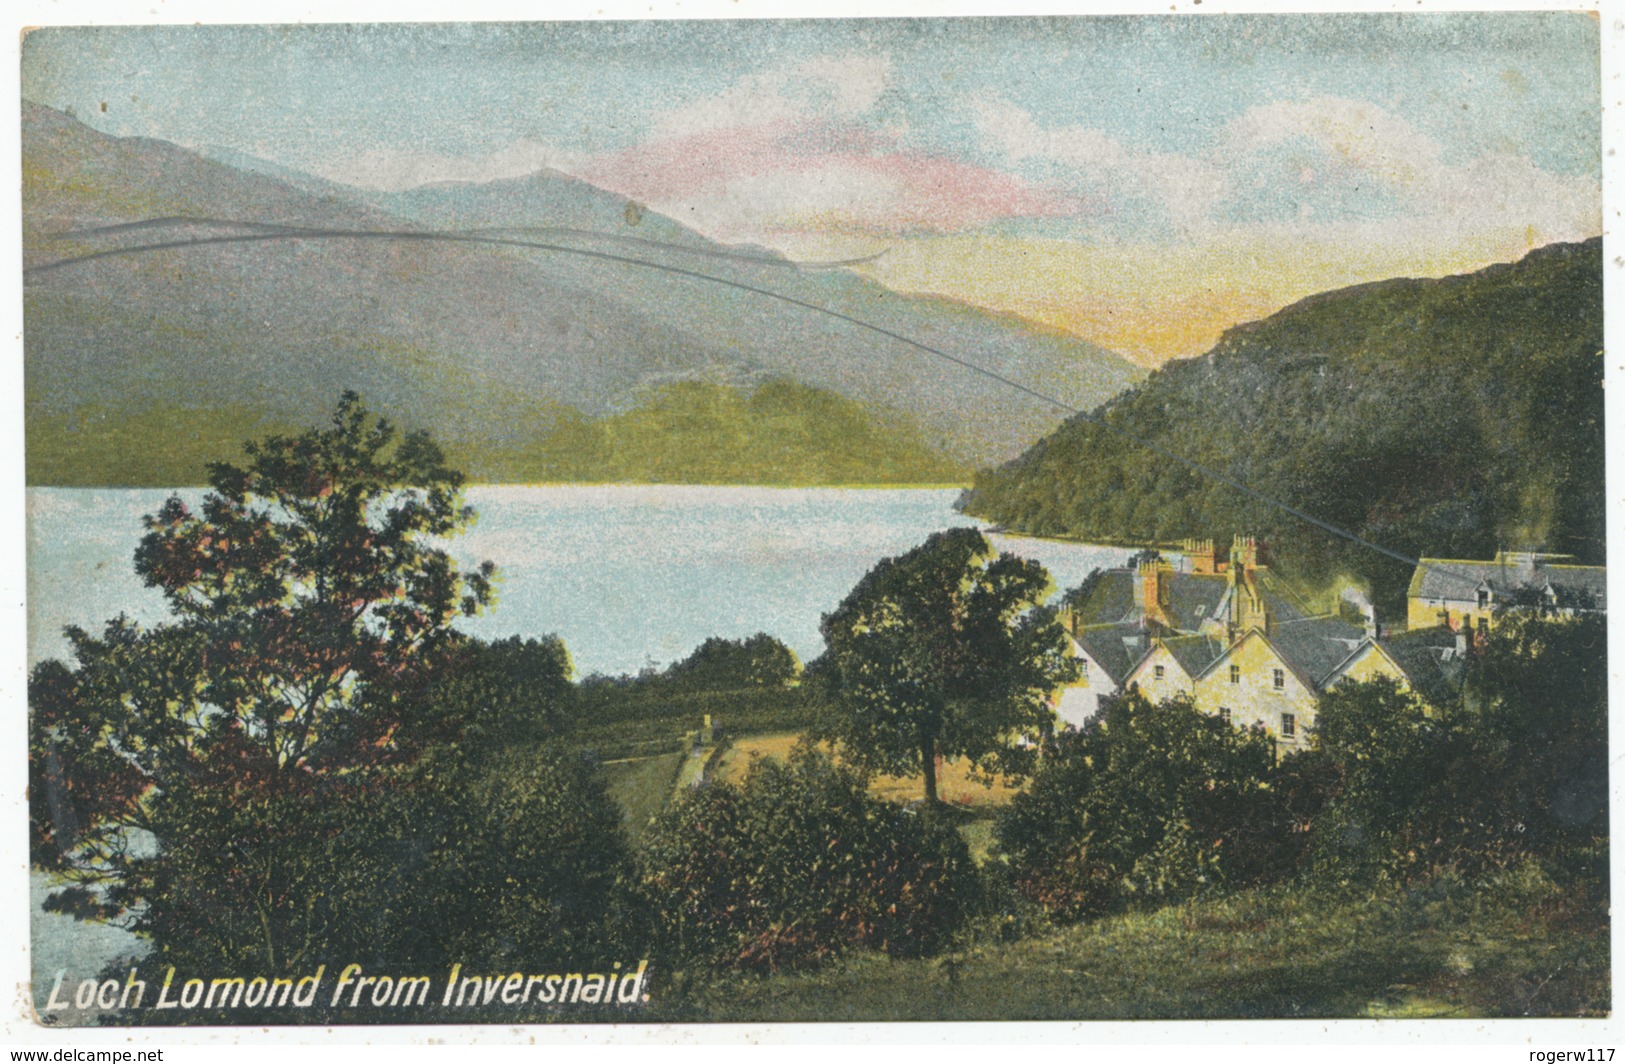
left=27, top=486, right=1138, bottom=679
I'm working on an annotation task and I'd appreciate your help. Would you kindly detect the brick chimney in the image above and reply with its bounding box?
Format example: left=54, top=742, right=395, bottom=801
left=1183, top=537, right=1220, bottom=575
left=1138, top=556, right=1172, bottom=630
left=1227, top=541, right=1270, bottom=638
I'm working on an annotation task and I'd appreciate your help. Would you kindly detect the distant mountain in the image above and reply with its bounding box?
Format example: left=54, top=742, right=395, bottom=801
left=23, top=101, right=1142, bottom=486
left=960, top=239, right=1605, bottom=613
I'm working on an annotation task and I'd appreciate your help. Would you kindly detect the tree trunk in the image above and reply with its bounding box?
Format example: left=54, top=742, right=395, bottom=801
left=921, top=738, right=940, bottom=805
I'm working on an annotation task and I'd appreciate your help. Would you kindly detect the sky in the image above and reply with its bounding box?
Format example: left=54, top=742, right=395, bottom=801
left=20, top=12, right=1603, bottom=364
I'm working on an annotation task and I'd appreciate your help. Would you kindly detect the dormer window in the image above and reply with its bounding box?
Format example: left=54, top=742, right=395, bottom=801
left=1477, top=588, right=1490, bottom=609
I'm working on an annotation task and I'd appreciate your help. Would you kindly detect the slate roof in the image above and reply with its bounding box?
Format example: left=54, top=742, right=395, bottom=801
left=1253, top=569, right=1317, bottom=624
left=1381, top=626, right=1470, bottom=706
left=1409, top=555, right=1606, bottom=610
left=1160, top=633, right=1227, bottom=678
left=1269, top=617, right=1369, bottom=687
left=1068, top=570, right=1138, bottom=627
left=1071, top=624, right=1149, bottom=685
left=1164, top=574, right=1229, bottom=630
left=1540, top=565, right=1608, bottom=610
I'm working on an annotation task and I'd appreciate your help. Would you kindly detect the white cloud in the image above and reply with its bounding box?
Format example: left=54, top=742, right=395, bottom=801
left=1220, top=96, right=1599, bottom=243
left=651, top=52, right=892, bottom=140
left=1221, top=97, right=1445, bottom=190
left=650, top=165, right=908, bottom=240
left=971, top=97, right=1227, bottom=235
left=974, top=93, right=1598, bottom=248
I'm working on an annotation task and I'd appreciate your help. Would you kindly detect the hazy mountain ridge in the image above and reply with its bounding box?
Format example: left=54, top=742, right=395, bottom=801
left=23, top=101, right=1143, bottom=485
left=960, top=238, right=1604, bottom=611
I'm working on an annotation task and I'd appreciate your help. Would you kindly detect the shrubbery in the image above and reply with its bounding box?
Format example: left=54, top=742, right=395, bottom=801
left=1308, top=613, right=1607, bottom=883
left=1001, top=612, right=1608, bottom=926
left=116, top=741, right=635, bottom=981
left=995, top=693, right=1280, bottom=920
left=29, top=396, right=639, bottom=998
left=641, top=744, right=977, bottom=973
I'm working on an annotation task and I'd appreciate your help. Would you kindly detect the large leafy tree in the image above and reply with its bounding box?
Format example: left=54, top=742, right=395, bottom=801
left=29, top=392, right=497, bottom=955
left=816, top=527, right=1078, bottom=803
left=666, top=633, right=800, bottom=690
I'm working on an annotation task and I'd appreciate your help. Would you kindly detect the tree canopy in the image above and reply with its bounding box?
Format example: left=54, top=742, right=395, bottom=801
left=816, top=527, right=1078, bottom=803
left=29, top=392, right=500, bottom=950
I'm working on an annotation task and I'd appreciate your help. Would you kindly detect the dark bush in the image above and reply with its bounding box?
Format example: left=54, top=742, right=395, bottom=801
left=640, top=744, right=977, bottom=973
left=995, top=692, right=1279, bottom=920
left=129, top=741, right=636, bottom=981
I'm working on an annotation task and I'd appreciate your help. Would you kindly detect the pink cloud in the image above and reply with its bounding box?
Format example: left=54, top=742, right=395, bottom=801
left=854, top=152, right=1083, bottom=234
left=578, top=121, right=1083, bottom=238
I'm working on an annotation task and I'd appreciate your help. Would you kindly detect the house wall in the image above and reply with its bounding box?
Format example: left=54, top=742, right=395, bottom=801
left=1056, top=639, right=1121, bottom=729
left=1124, top=644, right=1195, bottom=705
left=1407, top=596, right=1490, bottom=632
left=1327, top=644, right=1412, bottom=690
left=1192, top=635, right=1317, bottom=754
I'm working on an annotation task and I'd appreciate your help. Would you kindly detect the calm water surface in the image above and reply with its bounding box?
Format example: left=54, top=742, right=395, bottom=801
left=28, top=485, right=1134, bottom=676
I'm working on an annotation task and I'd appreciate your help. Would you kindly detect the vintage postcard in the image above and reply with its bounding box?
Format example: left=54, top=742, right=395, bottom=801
left=13, top=2, right=1612, bottom=1041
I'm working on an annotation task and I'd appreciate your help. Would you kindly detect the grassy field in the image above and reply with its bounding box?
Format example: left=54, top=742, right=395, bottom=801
left=716, top=733, right=1024, bottom=809
left=601, top=751, right=686, bottom=847
left=647, top=872, right=1609, bottom=1022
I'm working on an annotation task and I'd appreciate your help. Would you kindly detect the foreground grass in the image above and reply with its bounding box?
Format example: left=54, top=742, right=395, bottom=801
left=644, top=875, right=1608, bottom=1022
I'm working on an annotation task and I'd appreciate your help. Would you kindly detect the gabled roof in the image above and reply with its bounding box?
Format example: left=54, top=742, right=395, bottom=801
left=1068, top=570, right=1137, bottom=627
left=1381, top=625, right=1470, bottom=706
left=1071, top=624, right=1149, bottom=686
left=1270, top=617, right=1369, bottom=688
left=1198, top=617, right=1368, bottom=690
left=1160, top=633, right=1227, bottom=678
left=1068, top=562, right=1328, bottom=638
left=1252, top=569, right=1316, bottom=624
left=1540, top=565, right=1608, bottom=610
left=1409, top=556, right=1606, bottom=609
left=1163, top=574, right=1229, bottom=630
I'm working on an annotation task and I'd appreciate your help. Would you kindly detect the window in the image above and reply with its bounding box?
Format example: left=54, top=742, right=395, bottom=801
left=1154, top=664, right=1165, bottom=680
left=1272, top=668, right=1284, bottom=690
left=1218, top=707, right=1232, bottom=724
left=1229, top=664, right=1241, bottom=685
left=1079, top=660, right=1088, bottom=678
left=1281, top=713, right=1296, bottom=739
left=1477, top=589, right=1490, bottom=609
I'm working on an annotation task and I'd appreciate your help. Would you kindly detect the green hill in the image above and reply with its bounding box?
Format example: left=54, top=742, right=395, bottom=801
left=959, top=239, right=1604, bottom=613
left=28, top=377, right=968, bottom=488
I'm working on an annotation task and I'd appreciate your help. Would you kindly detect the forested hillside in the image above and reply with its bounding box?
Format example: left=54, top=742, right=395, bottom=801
left=960, top=239, right=1604, bottom=612
left=28, top=377, right=967, bottom=487
left=463, top=377, right=968, bottom=486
